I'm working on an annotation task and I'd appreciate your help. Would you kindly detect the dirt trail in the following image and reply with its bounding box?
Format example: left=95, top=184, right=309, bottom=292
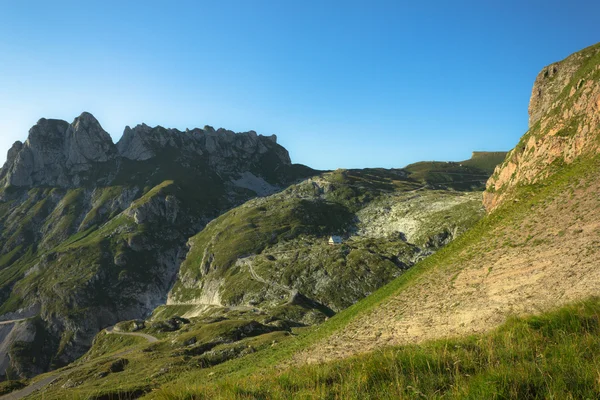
left=294, top=178, right=600, bottom=365
left=106, top=326, right=159, bottom=343
left=0, top=376, right=57, bottom=400
left=0, top=326, right=159, bottom=400
left=243, top=257, right=298, bottom=303
left=0, top=319, right=29, bottom=326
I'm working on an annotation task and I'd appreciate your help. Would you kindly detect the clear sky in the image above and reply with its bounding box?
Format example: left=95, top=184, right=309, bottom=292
left=0, top=1, right=598, bottom=170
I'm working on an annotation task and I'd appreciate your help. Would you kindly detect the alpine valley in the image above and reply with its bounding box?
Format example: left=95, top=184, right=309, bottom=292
left=2, top=42, right=600, bottom=400
left=0, top=111, right=503, bottom=387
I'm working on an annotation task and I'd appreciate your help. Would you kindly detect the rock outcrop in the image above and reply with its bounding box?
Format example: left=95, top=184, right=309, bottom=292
left=117, top=124, right=287, bottom=173
left=484, top=42, right=600, bottom=212
left=1, top=112, right=293, bottom=192
left=1, top=113, right=116, bottom=188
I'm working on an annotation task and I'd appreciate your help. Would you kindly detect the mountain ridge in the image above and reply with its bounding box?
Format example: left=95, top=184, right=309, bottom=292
left=0, top=112, right=293, bottom=191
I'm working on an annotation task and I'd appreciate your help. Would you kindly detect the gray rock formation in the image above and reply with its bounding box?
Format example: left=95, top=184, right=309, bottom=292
left=0, top=113, right=116, bottom=188
left=116, top=124, right=290, bottom=174
left=2, top=112, right=293, bottom=190
left=64, top=112, right=116, bottom=168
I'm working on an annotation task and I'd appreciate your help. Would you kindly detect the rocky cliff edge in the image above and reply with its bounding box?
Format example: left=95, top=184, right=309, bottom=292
left=484, top=42, right=600, bottom=212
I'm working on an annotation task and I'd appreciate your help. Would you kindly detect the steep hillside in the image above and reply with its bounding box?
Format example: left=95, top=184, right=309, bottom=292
left=283, top=43, right=600, bottom=366
left=168, top=168, right=484, bottom=323
left=0, top=113, right=314, bottom=380
left=4, top=153, right=506, bottom=399
left=296, top=154, right=600, bottom=365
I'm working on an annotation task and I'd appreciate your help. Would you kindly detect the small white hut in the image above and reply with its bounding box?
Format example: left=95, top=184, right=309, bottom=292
left=328, top=235, right=343, bottom=245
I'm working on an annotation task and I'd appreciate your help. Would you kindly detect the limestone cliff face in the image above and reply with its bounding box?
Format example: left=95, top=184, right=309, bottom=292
left=1, top=113, right=292, bottom=190
left=0, top=113, right=116, bottom=188
left=117, top=124, right=286, bottom=172
left=484, top=43, right=600, bottom=212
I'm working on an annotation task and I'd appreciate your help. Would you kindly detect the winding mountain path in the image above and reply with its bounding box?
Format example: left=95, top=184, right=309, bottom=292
left=0, top=376, right=58, bottom=400
left=245, top=258, right=298, bottom=303
left=105, top=326, right=159, bottom=343
left=0, top=326, right=159, bottom=400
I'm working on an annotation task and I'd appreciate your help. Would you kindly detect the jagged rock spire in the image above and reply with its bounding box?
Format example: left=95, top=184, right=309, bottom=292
left=1, top=112, right=116, bottom=188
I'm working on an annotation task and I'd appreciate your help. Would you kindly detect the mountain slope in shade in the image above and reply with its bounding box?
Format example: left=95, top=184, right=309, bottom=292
left=0, top=113, right=314, bottom=379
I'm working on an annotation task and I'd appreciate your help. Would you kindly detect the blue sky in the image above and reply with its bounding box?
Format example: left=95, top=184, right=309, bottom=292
left=0, top=1, right=598, bottom=169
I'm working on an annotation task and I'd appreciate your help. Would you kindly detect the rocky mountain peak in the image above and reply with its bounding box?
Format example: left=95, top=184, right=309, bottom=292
left=116, top=122, right=291, bottom=170
left=1, top=112, right=298, bottom=190
left=0, top=112, right=116, bottom=188
left=5, top=141, right=23, bottom=164
left=484, top=42, right=600, bottom=212
left=65, top=112, right=117, bottom=167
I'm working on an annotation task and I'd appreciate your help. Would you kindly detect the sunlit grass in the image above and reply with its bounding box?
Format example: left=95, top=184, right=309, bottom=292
left=154, top=298, right=600, bottom=399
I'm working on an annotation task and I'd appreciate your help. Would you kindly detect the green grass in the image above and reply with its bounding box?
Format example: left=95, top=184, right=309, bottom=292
left=145, top=148, right=600, bottom=398
left=461, top=151, right=508, bottom=173
left=154, top=298, right=600, bottom=399
left=81, top=333, right=147, bottom=361
left=404, top=161, right=491, bottom=191
left=150, top=305, right=200, bottom=321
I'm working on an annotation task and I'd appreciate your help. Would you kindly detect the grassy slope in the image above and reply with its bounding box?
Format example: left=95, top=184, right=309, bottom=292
left=170, top=165, right=487, bottom=317
left=16, top=156, right=507, bottom=398
left=156, top=298, right=600, bottom=399
left=461, top=151, right=508, bottom=173
left=140, top=153, right=600, bottom=398
left=403, top=159, right=495, bottom=191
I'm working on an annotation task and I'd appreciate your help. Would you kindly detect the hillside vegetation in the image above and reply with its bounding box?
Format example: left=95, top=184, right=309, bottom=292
left=168, top=165, right=488, bottom=323
left=22, top=42, right=600, bottom=400
left=156, top=298, right=600, bottom=399
left=6, top=153, right=507, bottom=399
left=135, top=43, right=600, bottom=397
